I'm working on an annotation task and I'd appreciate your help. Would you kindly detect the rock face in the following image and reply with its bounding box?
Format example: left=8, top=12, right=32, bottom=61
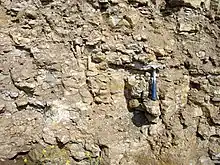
left=0, top=0, right=220, bottom=164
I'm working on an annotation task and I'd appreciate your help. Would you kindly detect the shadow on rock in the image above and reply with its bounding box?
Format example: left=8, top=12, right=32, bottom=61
left=124, top=80, right=149, bottom=127
left=131, top=110, right=148, bottom=127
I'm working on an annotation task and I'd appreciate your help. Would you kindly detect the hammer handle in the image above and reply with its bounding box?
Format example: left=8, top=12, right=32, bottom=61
left=151, top=71, right=157, bottom=101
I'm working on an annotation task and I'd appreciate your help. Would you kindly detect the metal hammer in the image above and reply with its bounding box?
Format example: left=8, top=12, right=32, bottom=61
left=149, top=65, right=164, bottom=101
left=129, top=63, right=165, bottom=101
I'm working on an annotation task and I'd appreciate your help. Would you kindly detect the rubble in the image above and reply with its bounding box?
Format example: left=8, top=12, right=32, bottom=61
left=0, top=0, right=220, bottom=164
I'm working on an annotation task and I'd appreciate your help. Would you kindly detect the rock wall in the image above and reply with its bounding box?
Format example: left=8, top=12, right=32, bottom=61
left=0, top=0, right=220, bottom=164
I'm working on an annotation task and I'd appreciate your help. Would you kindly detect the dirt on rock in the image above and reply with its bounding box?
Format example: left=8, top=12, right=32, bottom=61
left=0, top=0, right=220, bottom=164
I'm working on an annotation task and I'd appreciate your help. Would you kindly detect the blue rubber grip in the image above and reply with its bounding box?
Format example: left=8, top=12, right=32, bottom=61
left=151, top=78, right=157, bottom=101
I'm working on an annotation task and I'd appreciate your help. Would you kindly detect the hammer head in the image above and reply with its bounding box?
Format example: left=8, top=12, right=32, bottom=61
left=141, top=64, right=165, bottom=71
left=129, top=63, right=165, bottom=71
left=149, top=64, right=165, bottom=70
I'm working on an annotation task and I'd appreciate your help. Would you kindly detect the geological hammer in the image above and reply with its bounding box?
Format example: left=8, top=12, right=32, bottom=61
left=129, top=63, right=165, bottom=101
left=149, top=65, right=163, bottom=101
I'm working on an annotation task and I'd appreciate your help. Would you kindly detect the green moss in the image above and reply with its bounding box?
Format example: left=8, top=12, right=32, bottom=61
left=85, top=151, right=102, bottom=165
left=26, top=145, right=70, bottom=165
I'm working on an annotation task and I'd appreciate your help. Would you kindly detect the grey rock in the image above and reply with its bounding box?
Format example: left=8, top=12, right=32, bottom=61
left=148, top=120, right=164, bottom=136
left=9, top=91, right=19, bottom=98
left=134, top=54, right=156, bottom=64
left=130, top=78, right=147, bottom=98
left=28, top=98, right=47, bottom=109
left=109, top=73, right=125, bottom=94
left=198, top=156, right=214, bottom=165
left=208, top=75, right=220, bottom=86
left=127, top=76, right=138, bottom=87
left=212, top=153, right=220, bottom=160
left=92, top=52, right=106, bottom=63
left=108, top=15, right=122, bottom=27
left=183, top=0, right=202, bottom=8
left=79, top=87, right=93, bottom=104
left=143, top=100, right=161, bottom=117
left=25, top=9, right=38, bottom=19
left=0, top=110, right=43, bottom=159
left=208, top=104, right=220, bottom=125
left=192, top=105, right=203, bottom=117
left=68, top=143, right=86, bottom=160
left=123, top=9, right=140, bottom=28
left=74, top=37, right=83, bottom=46
left=0, top=0, right=220, bottom=164
left=128, top=0, right=149, bottom=5
left=99, top=0, right=109, bottom=3
left=179, top=22, right=199, bottom=33
left=145, top=113, right=160, bottom=124
left=84, top=142, right=100, bottom=157
left=209, top=137, right=220, bottom=161
left=197, top=119, right=216, bottom=139
left=211, top=97, right=220, bottom=102
left=42, top=129, right=56, bottom=145
left=0, top=33, right=13, bottom=53
left=121, top=54, right=132, bottom=63
left=106, top=52, right=122, bottom=65
left=15, top=95, right=28, bottom=108
left=125, top=43, right=142, bottom=53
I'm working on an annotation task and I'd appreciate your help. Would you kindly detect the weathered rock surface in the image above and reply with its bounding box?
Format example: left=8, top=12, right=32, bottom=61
left=0, top=0, right=220, bottom=164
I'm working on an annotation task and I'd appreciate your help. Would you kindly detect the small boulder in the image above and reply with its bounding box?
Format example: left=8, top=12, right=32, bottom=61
left=129, top=99, right=140, bottom=109
left=143, top=100, right=161, bottom=117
